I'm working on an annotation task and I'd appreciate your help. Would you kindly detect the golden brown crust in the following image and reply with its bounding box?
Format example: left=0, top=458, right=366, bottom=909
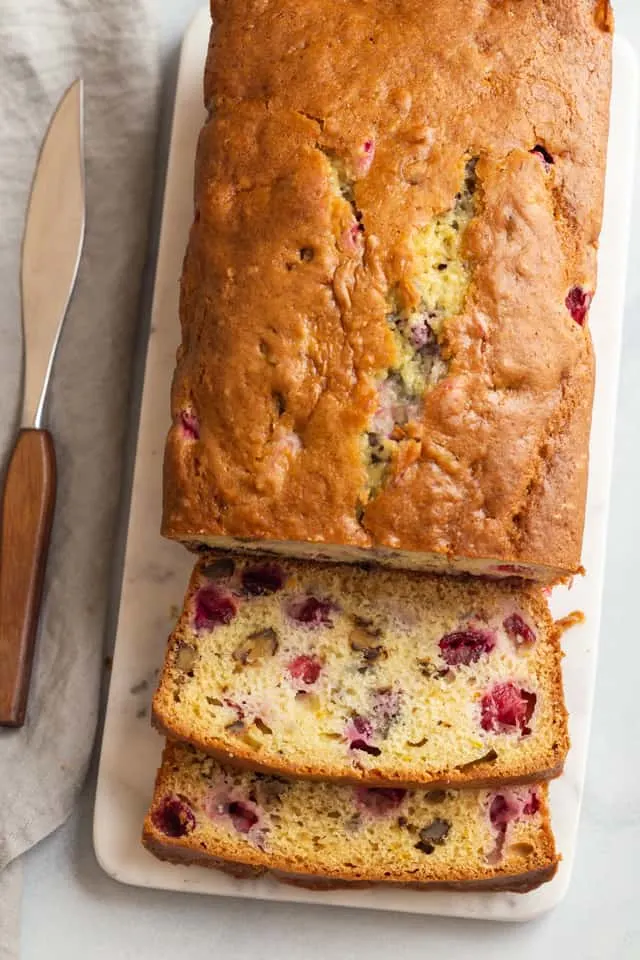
left=142, top=827, right=557, bottom=894
left=162, top=0, right=612, bottom=581
left=152, top=554, right=569, bottom=788
left=274, top=866, right=559, bottom=894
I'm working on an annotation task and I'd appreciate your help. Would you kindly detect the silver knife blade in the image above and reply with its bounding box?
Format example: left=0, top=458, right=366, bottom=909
left=21, top=77, right=85, bottom=428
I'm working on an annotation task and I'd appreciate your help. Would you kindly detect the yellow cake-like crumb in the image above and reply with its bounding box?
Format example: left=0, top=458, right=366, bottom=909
left=409, top=200, right=473, bottom=331
left=142, top=741, right=558, bottom=891
left=153, top=555, right=568, bottom=788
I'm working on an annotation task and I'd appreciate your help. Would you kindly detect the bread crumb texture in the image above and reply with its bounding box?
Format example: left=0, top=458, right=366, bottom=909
left=142, top=740, right=558, bottom=890
left=153, top=555, right=568, bottom=788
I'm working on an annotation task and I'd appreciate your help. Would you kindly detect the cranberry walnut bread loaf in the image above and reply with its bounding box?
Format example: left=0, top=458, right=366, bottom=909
left=143, top=741, right=559, bottom=893
left=162, top=0, right=613, bottom=584
left=152, top=555, right=568, bottom=789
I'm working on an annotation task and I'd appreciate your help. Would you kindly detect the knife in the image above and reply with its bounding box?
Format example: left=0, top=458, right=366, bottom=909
left=0, top=78, right=85, bottom=727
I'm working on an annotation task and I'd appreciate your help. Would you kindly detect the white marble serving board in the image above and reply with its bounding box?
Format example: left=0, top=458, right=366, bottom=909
left=94, top=7, right=638, bottom=922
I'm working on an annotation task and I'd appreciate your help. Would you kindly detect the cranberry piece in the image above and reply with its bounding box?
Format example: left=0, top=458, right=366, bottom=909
left=241, top=563, right=285, bottom=596
left=354, top=137, right=375, bottom=177
left=520, top=691, right=537, bottom=732
left=480, top=682, right=537, bottom=735
left=487, top=789, right=539, bottom=861
left=503, top=612, right=536, bottom=645
left=351, top=740, right=382, bottom=756
left=565, top=286, right=593, bottom=326
left=194, top=585, right=238, bottom=630
left=355, top=787, right=407, bottom=814
left=489, top=795, right=505, bottom=823
left=152, top=795, right=196, bottom=838
left=489, top=793, right=516, bottom=831
left=285, top=595, right=334, bottom=627
left=409, top=318, right=437, bottom=352
left=531, top=144, right=554, bottom=165
left=224, top=697, right=245, bottom=719
left=486, top=791, right=525, bottom=861
left=347, top=716, right=381, bottom=755
left=489, top=789, right=539, bottom=831
left=374, top=688, right=401, bottom=719
left=227, top=800, right=259, bottom=834
left=288, top=654, right=322, bottom=685
left=372, top=688, right=401, bottom=737
left=180, top=410, right=200, bottom=440
left=352, top=715, right=373, bottom=738
left=494, top=564, right=528, bottom=576
left=341, top=221, right=365, bottom=253
left=439, top=627, right=496, bottom=667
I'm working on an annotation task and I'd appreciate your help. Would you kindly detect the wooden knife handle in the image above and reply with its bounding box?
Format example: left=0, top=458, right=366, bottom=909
left=0, top=429, right=56, bottom=727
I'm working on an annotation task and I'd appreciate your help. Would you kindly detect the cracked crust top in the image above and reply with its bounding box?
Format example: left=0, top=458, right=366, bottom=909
left=162, top=0, right=613, bottom=581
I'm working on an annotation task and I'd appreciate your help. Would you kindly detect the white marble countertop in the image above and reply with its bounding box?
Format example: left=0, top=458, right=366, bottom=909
left=19, top=2, right=640, bottom=957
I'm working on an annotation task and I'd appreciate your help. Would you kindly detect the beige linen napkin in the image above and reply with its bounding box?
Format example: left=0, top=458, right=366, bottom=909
left=0, top=2, right=160, bottom=955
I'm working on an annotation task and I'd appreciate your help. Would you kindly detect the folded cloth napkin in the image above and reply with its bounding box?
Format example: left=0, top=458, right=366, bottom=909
left=0, top=2, right=160, bottom=956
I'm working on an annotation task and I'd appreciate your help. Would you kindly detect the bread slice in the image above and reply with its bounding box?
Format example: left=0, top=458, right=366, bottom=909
left=152, top=555, right=568, bottom=789
left=142, top=741, right=559, bottom=893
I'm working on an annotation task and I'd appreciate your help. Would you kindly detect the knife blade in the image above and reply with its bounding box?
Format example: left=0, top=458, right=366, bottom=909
left=0, top=78, right=86, bottom=727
